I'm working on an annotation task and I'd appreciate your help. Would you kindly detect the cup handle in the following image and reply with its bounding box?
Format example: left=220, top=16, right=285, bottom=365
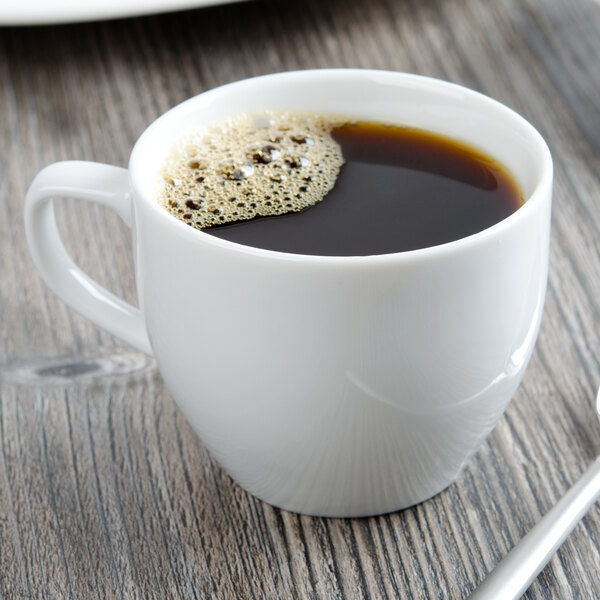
left=24, top=161, right=153, bottom=355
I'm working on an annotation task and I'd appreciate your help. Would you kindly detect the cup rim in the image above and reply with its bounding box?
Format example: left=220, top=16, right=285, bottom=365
left=129, top=68, right=553, bottom=263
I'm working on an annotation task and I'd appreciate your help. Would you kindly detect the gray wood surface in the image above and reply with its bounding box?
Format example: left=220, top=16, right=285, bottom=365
left=2, top=0, right=600, bottom=597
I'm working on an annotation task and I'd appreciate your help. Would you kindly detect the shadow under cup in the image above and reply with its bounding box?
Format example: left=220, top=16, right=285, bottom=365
left=36, top=70, right=554, bottom=517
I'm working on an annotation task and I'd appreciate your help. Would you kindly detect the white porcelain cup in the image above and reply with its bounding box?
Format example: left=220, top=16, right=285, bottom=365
left=25, top=70, right=552, bottom=517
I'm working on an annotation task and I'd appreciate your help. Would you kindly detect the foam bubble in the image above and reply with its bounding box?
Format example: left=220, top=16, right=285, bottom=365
left=156, top=111, right=345, bottom=229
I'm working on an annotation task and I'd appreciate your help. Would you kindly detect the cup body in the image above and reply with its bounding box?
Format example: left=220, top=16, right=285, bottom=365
left=127, top=70, right=551, bottom=517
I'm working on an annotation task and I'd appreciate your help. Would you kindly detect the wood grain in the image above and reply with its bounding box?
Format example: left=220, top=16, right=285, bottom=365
left=2, top=0, right=600, bottom=597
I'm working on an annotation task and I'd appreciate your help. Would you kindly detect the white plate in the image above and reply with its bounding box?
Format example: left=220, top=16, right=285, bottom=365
left=0, top=0, right=240, bottom=25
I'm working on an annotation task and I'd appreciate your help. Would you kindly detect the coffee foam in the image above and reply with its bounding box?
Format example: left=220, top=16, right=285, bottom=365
left=157, top=111, right=345, bottom=229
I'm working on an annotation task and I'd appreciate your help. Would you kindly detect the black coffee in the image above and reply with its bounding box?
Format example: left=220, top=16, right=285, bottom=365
left=158, top=115, right=522, bottom=256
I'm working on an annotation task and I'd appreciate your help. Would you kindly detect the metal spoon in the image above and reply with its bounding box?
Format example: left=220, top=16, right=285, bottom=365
left=470, top=386, right=600, bottom=600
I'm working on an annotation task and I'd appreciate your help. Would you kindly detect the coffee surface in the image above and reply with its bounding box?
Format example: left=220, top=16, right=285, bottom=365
left=158, top=112, right=344, bottom=229
left=157, top=113, right=523, bottom=256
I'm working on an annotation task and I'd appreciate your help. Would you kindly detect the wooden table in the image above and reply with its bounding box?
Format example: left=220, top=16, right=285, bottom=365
left=2, top=0, right=600, bottom=597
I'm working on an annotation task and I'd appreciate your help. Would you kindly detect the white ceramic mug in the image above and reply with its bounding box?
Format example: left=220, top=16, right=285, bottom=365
left=25, top=70, right=552, bottom=517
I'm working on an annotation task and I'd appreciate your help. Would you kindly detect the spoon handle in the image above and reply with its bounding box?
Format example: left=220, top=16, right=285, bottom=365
left=469, top=455, right=600, bottom=600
